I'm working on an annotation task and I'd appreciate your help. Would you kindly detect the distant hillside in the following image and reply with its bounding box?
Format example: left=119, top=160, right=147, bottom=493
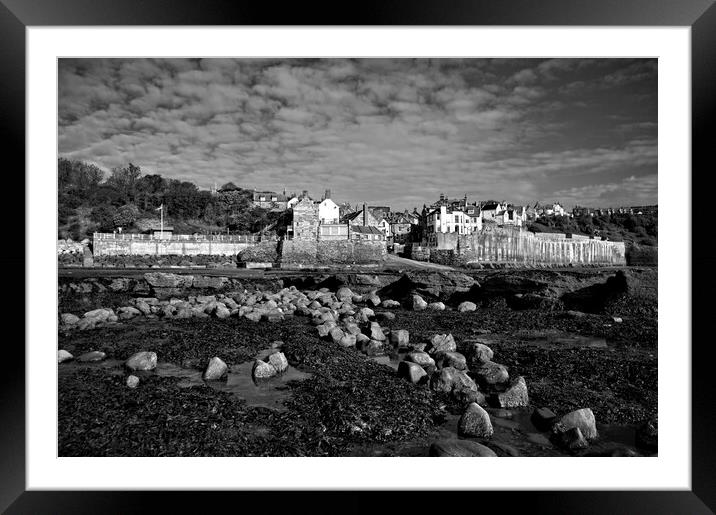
left=528, top=212, right=657, bottom=247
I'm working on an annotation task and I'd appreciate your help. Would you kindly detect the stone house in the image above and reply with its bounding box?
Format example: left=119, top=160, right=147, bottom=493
left=349, top=225, right=385, bottom=241
left=252, top=190, right=288, bottom=210
left=290, top=197, right=319, bottom=240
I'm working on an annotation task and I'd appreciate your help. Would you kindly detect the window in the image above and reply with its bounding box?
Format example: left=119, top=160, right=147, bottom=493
left=454, top=215, right=459, bottom=223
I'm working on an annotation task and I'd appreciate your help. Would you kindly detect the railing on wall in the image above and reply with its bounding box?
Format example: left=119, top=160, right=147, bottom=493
left=93, top=232, right=274, bottom=243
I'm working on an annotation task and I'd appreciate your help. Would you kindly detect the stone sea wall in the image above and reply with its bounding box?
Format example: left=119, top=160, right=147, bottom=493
left=428, top=228, right=626, bottom=266
left=281, top=239, right=386, bottom=265
left=93, top=237, right=254, bottom=257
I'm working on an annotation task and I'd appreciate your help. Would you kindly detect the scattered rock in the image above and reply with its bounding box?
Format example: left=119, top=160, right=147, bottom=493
left=428, top=333, right=456, bottom=355
left=612, top=316, right=623, bottom=323
left=267, top=352, right=289, bottom=373
left=434, top=351, right=467, bottom=371
left=381, top=300, right=401, bottom=308
left=429, top=439, right=497, bottom=457
left=457, top=301, right=477, bottom=312
left=215, top=304, right=231, bottom=319
left=339, top=334, right=357, bottom=347
left=375, top=311, right=396, bottom=322
left=336, top=287, right=354, bottom=301
left=57, top=349, right=73, bottom=363
left=406, top=351, right=435, bottom=368
left=125, top=351, right=157, bottom=371
left=495, top=376, right=529, bottom=408
left=244, top=312, right=262, bottom=323
left=412, top=295, right=428, bottom=311
left=60, top=313, right=80, bottom=326
left=252, top=359, right=277, bottom=380
left=77, top=351, right=106, bottom=363
left=203, top=357, right=228, bottom=381
left=460, top=340, right=494, bottom=365
left=397, top=361, right=427, bottom=384
left=558, top=408, right=598, bottom=440
left=458, top=402, right=494, bottom=438
left=368, top=322, right=386, bottom=341
left=474, top=361, right=509, bottom=388
left=330, top=327, right=346, bottom=344
left=427, top=302, right=445, bottom=311
left=126, top=375, right=140, bottom=389
left=430, top=366, right=485, bottom=405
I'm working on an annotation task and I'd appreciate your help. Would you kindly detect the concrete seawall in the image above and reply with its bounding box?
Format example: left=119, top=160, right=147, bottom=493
left=93, top=237, right=254, bottom=256
left=420, top=228, right=626, bottom=266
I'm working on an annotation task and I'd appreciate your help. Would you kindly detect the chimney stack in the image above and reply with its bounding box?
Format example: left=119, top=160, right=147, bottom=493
left=325, top=189, right=331, bottom=200
left=363, top=203, right=367, bottom=226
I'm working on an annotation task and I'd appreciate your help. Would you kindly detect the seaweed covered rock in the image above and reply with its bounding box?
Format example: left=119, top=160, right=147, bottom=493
left=458, top=402, right=494, bottom=438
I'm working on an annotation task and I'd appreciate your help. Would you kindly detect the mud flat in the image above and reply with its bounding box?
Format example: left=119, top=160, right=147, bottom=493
left=57, top=267, right=657, bottom=457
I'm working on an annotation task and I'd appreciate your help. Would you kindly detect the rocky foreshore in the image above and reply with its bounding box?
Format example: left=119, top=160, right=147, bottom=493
left=57, top=267, right=657, bottom=457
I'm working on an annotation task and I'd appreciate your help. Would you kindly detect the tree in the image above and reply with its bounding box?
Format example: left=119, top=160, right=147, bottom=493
left=106, top=163, right=142, bottom=203
left=112, top=204, right=140, bottom=228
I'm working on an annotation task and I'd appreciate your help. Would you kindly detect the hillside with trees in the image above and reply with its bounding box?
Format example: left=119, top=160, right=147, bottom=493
left=58, top=158, right=283, bottom=240
left=528, top=213, right=658, bottom=246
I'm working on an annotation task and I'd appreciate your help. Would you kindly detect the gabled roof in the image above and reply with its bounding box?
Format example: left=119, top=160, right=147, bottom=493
left=341, top=211, right=362, bottom=223
left=351, top=225, right=383, bottom=235
left=482, top=201, right=500, bottom=211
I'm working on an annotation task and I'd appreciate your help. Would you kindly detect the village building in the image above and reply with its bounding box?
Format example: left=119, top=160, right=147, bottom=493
left=252, top=189, right=288, bottom=210
left=389, top=212, right=414, bottom=244
left=318, top=190, right=340, bottom=224
left=341, top=205, right=381, bottom=228
left=425, top=205, right=482, bottom=235
left=290, top=197, right=319, bottom=240
left=349, top=225, right=385, bottom=241
left=480, top=201, right=504, bottom=222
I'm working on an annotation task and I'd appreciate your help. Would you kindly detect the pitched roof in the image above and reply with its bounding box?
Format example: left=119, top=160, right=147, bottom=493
left=351, top=225, right=383, bottom=235
left=482, top=201, right=500, bottom=210
left=253, top=191, right=287, bottom=202
left=341, top=211, right=362, bottom=223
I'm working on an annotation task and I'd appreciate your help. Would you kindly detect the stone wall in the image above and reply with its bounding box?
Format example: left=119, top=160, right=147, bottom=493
left=427, top=228, right=626, bottom=266
left=237, top=240, right=279, bottom=263
left=280, top=239, right=385, bottom=265
left=93, top=237, right=254, bottom=256
left=403, top=244, right=430, bottom=261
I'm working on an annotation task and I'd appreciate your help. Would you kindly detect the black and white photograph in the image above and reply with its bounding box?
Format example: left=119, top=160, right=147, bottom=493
left=56, top=57, right=658, bottom=458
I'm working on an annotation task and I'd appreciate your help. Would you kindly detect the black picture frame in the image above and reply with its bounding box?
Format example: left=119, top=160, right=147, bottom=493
left=4, top=0, right=713, bottom=512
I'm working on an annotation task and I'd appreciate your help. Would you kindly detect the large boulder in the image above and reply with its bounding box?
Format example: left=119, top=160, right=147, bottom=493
left=144, top=272, right=189, bottom=288
left=434, top=351, right=467, bottom=371
left=557, top=408, right=598, bottom=440
left=412, top=295, right=428, bottom=311
left=267, top=352, right=289, bottom=373
left=457, top=301, right=477, bottom=312
left=495, top=376, right=529, bottom=408
left=428, top=333, right=456, bottom=355
left=397, top=361, right=427, bottom=384
left=427, top=302, right=446, bottom=311
left=368, top=322, right=386, bottom=341
left=531, top=407, right=557, bottom=431
left=459, top=340, right=495, bottom=366
left=474, top=361, right=509, bottom=388
left=125, top=351, right=157, bottom=371
left=458, top=402, right=494, bottom=438
left=428, top=439, right=497, bottom=457
left=430, top=366, right=485, bottom=405
left=203, top=357, right=228, bottom=381
left=378, top=270, right=477, bottom=304
left=252, top=359, right=277, bottom=380
left=406, top=351, right=435, bottom=369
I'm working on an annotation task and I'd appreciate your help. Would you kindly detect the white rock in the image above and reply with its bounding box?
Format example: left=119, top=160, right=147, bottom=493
left=252, top=359, right=277, bottom=380
left=125, top=351, right=157, bottom=371
left=203, top=357, right=228, bottom=381
left=126, top=375, right=140, bottom=388
left=267, top=352, right=289, bottom=373
left=457, top=301, right=477, bottom=312
left=57, top=349, right=73, bottom=363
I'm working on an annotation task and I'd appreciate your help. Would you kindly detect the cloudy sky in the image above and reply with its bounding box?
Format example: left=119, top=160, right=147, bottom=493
left=59, top=58, right=657, bottom=210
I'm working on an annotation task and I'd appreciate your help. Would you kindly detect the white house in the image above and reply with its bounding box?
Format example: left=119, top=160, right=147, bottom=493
left=377, top=217, right=392, bottom=239
left=426, top=205, right=481, bottom=235
left=318, top=197, right=340, bottom=224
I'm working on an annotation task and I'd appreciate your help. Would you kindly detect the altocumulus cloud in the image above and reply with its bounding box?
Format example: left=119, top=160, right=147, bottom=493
left=59, top=58, right=657, bottom=210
